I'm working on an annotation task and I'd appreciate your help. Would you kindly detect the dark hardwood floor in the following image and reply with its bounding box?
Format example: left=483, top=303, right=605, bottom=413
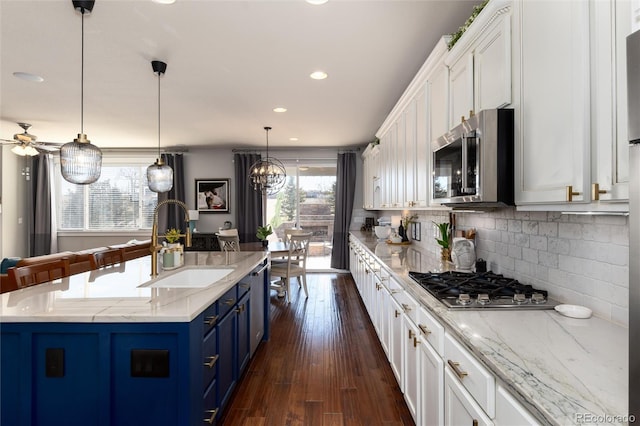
left=219, top=273, right=415, bottom=425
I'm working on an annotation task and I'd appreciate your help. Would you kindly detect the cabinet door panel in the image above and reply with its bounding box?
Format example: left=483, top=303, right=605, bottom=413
left=1, top=333, right=21, bottom=426
left=495, top=385, right=540, bottom=426
left=238, top=292, right=251, bottom=373
left=514, top=0, right=590, bottom=204
left=389, top=296, right=403, bottom=386
left=404, top=100, right=417, bottom=207
left=402, top=317, right=419, bottom=422
left=449, top=53, right=474, bottom=129
left=444, top=368, right=493, bottom=426
left=429, top=64, right=449, bottom=141
left=217, top=310, right=238, bottom=410
left=419, top=338, right=444, bottom=426
left=475, top=14, right=511, bottom=110
left=415, top=84, right=429, bottom=207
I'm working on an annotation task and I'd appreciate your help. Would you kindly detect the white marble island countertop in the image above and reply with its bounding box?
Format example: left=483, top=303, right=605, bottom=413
left=350, top=231, right=628, bottom=426
left=0, top=251, right=268, bottom=323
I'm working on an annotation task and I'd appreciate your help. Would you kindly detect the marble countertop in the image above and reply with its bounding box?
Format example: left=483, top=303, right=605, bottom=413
left=350, top=231, right=628, bottom=426
left=0, top=251, right=268, bottom=323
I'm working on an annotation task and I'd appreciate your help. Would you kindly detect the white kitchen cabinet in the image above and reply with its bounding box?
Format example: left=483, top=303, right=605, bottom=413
left=495, top=385, right=540, bottom=426
left=403, top=99, right=417, bottom=208
left=428, top=60, right=450, bottom=146
left=389, top=294, right=404, bottom=386
left=448, top=52, right=474, bottom=129
left=414, top=84, right=430, bottom=208
left=590, top=0, right=631, bottom=203
left=402, top=314, right=420, bottom=422
left=393, top=119, right=405, bottom=208
left=419, top=330, right=444, bottom=426
left=512, top=0, right=591, bottom=205
left=375, top=269, right=391, bottom=356
left=361, top=143, right=380, bottom=210
left=474, top=7, right=512, bottom=112
left=446, top=0, right=512, bottom=130
left=444, top=368, right=494, bottom=426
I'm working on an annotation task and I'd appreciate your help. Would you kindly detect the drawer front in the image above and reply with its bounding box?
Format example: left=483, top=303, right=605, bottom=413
left=202, top=303, right=219, bottom=336
left=218, top=285, right=238, bottom=319
left=417, top=306, right=444, bottom=356
left=203, top=328, right=218, bottom=391
left=203, top=379, right=218, bottom=425
left=391, top=286, right=418, bottom=325
left=444, top=332, right=495, bottom=417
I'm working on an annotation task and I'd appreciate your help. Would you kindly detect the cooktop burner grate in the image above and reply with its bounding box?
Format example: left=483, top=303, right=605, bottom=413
left=408, top=270, right=555, bottom=310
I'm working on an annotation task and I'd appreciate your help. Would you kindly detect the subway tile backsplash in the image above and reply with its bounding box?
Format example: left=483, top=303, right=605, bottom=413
left=379, top=208, right=629, bottom=327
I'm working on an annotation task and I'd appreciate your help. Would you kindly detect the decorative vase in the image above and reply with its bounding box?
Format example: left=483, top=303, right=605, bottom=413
left=441, top=248, right=451, bottom=262
left=398, top=223, right=409, bottom=242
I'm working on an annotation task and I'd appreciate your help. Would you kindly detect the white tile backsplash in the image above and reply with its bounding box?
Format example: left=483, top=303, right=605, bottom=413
left=405, top=208, right=629, bottom=327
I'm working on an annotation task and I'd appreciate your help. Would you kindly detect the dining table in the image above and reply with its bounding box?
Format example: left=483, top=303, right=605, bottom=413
left=239, top=241, right=289, bottom=297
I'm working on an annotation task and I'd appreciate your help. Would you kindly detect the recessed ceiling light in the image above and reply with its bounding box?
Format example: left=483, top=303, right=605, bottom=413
left=273, top=107, right=287, bottom=113
left=289, top=137, right=299, bottom=141
left=13, top=72, right=44, bottom=82
left=152, top=0, right=176, bottom=4
left=310, top=71, right=328, bottom=80
left=306, top=0, right=328, bottom=4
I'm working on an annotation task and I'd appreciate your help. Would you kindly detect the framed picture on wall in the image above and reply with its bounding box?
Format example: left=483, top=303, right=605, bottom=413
left=195, top=179, right=230, bottom=213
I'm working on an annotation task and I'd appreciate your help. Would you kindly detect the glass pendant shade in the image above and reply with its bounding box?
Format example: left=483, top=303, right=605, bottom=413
left=147, top=60, right=173, bottom=193
left=11, top=144, right=39, bottom=156
left=249, top=126, right=287, bottom=195
left=147, top=159, right=173, bottom=193
left=60, top=134, right=102, bottom=184
left=62, top=1, right=102, bottom=185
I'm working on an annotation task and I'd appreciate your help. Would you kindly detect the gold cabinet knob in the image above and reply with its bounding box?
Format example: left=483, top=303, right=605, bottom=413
left=592, top=183, right=607, bottom=201
left=566, top=185, right=581, bottom=202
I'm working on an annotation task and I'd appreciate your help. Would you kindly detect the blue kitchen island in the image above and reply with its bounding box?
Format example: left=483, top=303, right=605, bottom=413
left=0, top=251, right=270, bottom=426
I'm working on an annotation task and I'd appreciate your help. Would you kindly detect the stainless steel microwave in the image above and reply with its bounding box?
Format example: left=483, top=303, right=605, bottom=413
left=431, top=109, right=514, bottom=208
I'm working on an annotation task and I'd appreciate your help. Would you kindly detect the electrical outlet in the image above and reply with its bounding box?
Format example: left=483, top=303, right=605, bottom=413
left=45, top=348, right=64, bottom=377
left=130, top=349, right=170, bottom=378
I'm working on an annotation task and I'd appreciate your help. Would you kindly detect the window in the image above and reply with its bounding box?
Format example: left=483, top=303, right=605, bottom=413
left=56, top=159, right=158, bottom=231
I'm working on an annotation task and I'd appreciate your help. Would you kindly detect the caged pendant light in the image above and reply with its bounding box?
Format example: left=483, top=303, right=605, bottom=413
left=249, top=127, right=287, bottom=195
left=146, top=60, right=173, bottom=193
left=60, top=0, right=102, bottom=185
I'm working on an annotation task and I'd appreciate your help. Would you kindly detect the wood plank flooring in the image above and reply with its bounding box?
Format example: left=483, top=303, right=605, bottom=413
left=218, top=273, right=415, bottom=426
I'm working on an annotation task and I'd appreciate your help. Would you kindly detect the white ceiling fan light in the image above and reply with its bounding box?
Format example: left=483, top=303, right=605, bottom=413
left=11, top=144, right=39, bottom=157
left=273, top=107, right=287, bottom=113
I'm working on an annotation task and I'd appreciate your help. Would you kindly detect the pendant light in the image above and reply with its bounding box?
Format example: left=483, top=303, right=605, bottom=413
left=146, top=60, right=173, bottom=193
left=248, top=126, right=287, bottom=195
left=60, top=0, right=102, bottom=185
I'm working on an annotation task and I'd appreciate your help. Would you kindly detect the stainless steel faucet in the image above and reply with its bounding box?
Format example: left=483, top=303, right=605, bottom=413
left=150, top=199, right=192, bottom=277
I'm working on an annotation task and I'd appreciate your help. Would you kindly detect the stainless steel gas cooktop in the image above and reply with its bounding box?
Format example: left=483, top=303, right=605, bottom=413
left=408, top=270, right=557, bottom=310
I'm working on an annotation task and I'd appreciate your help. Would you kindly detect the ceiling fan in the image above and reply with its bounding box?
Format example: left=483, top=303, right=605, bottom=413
left=0, top=122, right=62, bottom=156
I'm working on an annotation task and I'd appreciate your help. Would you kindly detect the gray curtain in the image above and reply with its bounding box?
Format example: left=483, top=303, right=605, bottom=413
left=29, top=154, right=52, bottom=256
left=330, top=152, right=356, bottom=269
left=234, top=153, right=262, bottom=243
left=158, top=153, right=186, bottom=236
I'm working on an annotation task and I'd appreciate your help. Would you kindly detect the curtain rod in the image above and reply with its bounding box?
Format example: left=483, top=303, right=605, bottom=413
left=232, top=147, right=361, bottom=153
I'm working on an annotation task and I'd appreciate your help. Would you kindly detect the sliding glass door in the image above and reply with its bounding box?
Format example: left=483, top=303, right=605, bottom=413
left=266, top=161, right=336, bottom=270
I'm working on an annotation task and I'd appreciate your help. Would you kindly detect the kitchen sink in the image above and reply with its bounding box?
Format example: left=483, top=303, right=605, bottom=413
left=140, top=268, right=235, bottom=288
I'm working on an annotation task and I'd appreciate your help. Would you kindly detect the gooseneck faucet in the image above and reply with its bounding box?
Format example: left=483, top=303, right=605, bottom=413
left=150, top=199, right=192, bottom=277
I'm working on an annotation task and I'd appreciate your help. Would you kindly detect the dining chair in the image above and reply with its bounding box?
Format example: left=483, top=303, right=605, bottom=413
left=270, top=231, right=312, bottom=303
left=5, top=257, right=71, bottom=292
left=273, top=228, right=308, bottom=264
left=217, top=234, right=240, bottom=252
left=92, top=247, right=125, bottom=269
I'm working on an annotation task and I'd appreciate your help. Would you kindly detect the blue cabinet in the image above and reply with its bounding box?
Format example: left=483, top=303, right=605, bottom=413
left=0, top=262, right=270, bottom=426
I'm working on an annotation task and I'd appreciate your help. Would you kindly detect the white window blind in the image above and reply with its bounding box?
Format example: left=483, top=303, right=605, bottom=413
left=57, top=163, right=158, bottom=231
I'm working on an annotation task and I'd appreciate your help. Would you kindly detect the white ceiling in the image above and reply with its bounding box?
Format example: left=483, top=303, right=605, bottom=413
left=0, top=0, right=477, bottom=150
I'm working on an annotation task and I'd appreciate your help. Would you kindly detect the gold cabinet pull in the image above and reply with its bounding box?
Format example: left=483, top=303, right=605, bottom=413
left=408, top=329, right=415, bottom=339
left=413, top=337, right=420, bottom=348
left=203, top=354, right=219, bottom=369
left=204, top=315, right=218, bottom=326
left=592, top=183, right=607, bottom=201
left=448, top=360, right=468, bottom=380
left=203, top=408, right=219, bottom=424
left=566, top=185, right=581, bottom=202
left=395, top=310, right=401, bottom=318
left=240, top=283, right=250, bottom=289
left=472, top=420, right=478, bottom=426
left=418, top=324, right=431, bottom=335
left=223, top=298, right=236, bottom=306
left=401, top=303, right=412, bottom=312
